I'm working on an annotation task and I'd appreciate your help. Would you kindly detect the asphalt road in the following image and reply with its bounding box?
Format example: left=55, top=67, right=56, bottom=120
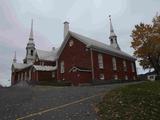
left=0, top=82, right=140, bottom=120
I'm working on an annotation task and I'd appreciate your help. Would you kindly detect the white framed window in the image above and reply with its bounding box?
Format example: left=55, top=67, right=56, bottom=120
left=125, top=75, right=128, bottom=80
left=123, top=60, right=127, bottom=71
left=112, top=57, right=117, bottom=71
left=52, top=72, right=55, bottom=78
left=69, top=40, right=74, bottom=47
left=60, top=61, right=65, bottom=73
left=114, top=75, right=118, bottom=80
left=131, top=63, right=135, bottom=72
left=98, top=54, right=104, bottom=69
left=99, top=74, right=105, bottom=80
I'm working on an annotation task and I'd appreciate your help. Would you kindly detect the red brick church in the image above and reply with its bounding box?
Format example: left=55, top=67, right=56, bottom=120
left=11, top=16, right=137, bottom=86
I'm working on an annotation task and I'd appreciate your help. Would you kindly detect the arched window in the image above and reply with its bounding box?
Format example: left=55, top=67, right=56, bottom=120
left=112, top=57, right=117, bottom=71
left=60, top=61, right=65, bottom=73
left=98, top=54, right=104, bottom=69
left=131, top=63, right=135, bottom=72
left=99, top=74, right=105, bottom=80
left=31, top=50, right=33, bottom=56
left=125, top=75, right=128, bottom=80
left=114, top=74, right=118, bottom=80
left=111, top=39, right=113, bottom=44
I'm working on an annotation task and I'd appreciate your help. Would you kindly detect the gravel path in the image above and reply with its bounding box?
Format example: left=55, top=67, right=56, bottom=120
left=0, top=82, right=141, bottom=120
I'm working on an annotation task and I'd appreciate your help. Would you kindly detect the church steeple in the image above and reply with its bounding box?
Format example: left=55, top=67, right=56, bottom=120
left=25, top=19, right=36, bottom=64
left=29, top=19, right=34, bottom=40
left=13, top=51, right=17, bottom=63
left=109, top=15, right=120, bottom=50
left=109, top=15, right=116, bottom=37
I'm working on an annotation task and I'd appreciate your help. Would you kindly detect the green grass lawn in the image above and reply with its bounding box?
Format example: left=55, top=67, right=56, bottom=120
left=98, top=81, right=160, bottom=120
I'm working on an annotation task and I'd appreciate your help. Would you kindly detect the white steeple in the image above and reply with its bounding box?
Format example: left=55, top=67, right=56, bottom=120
left=13, top=51, right=17, bottom=63
left=64, top=21, right=69, bottom=39
left=109, top=15, right=116, bottom=37
left=109, top=15, right=120, bottom=50
left=29, top=19, right=34, bottom=42
left=25, top=19, right=36, bottom=64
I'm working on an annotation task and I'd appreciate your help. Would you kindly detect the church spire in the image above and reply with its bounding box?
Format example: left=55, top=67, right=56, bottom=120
left=27, top=19, right=35, bottom=45
left=109, top=15, right=120, bottom=50
left=109, top=15, right=116, bottom=37
left=13, top=51, right=17, bottom=63
left=29, top=19, right=34, bottom=40
left=25, top=19, right=36, bottom=64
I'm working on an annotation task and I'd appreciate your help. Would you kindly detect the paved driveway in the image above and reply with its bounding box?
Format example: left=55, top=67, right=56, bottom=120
left=0, top=82, right=139, bottom=120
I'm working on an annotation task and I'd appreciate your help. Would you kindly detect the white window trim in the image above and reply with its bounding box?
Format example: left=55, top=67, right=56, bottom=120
left=114, top=75, right=118, bottom=80
left=125, top=75, right=128, bottom=80
left=98, top=54, right=104, bottom=69
left=131, top=63, right=135, bottom=72
left=69, top=40, right=74, bottom=47
left=99, top=73, right=105, bottom=80
left=60, top=61, right=65, bottom=73
left=112, top=57, right=117, bottom=71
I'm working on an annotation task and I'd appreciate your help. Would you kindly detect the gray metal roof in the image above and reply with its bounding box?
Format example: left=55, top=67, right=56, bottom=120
left=69, top=31, right=136, bottom=61
left=36, top=49, right=58, bottom=61
left=12, top=63, right=32, bottom=70
left=33, top=65, right=57, bottom=71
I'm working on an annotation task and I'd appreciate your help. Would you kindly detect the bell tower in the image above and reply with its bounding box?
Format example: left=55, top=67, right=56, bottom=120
left=109, top=15, right=120, bottom=50
left=25, top=19, right=36, bottom=64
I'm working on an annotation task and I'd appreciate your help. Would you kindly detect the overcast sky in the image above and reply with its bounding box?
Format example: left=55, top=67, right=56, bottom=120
left=0, top=0, right=160, bottom=86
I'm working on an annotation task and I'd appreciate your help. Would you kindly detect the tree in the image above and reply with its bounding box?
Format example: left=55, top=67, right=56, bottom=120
left=131, top=14, right=160, bottom=75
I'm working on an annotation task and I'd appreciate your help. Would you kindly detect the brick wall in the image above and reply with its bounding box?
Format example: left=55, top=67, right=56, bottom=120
left=57, top=37, right=92, bottom=84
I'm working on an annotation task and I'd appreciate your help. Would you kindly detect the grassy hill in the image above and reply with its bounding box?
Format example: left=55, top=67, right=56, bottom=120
left=98, top=81, right=160, bottom=120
